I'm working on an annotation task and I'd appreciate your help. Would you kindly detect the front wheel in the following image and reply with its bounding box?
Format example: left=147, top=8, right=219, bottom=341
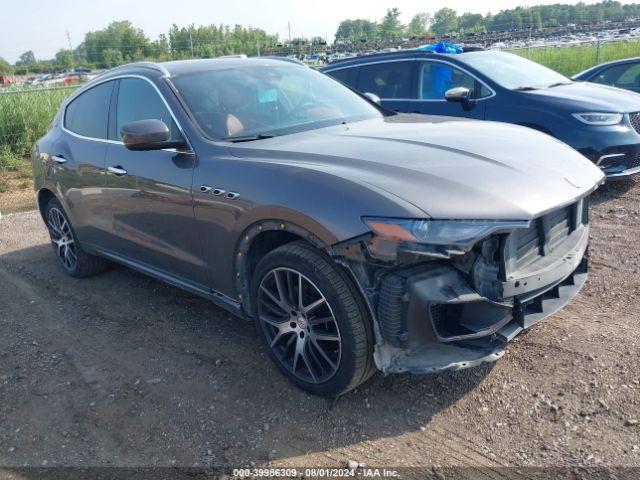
left=251, top=241, right=375, bottom=396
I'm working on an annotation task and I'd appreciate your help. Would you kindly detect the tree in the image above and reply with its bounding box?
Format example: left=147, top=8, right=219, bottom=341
left=458, top=13, right=483, bottom=32
left=431, top=8, right=458, bottom=35
left=379, top=7, right=403, bottom=40
left=406, top=13, right=432, bottom=36
left=55, top=49, right=74, bottom=70
left=16, top=50, right=36, bottom=67
left=0, top=57, right=13, bottom=75
left=335, top=19, right=380, bottom=42
left=81, top=21, right=150, bottom=68
left=103, top=49, right=124, bottom=68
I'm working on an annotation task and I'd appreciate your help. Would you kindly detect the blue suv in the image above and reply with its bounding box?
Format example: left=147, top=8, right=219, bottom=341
left=321, top=50, right=640, bottom=180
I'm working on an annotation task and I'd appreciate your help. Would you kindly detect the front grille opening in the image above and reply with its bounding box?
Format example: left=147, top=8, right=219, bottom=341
left=430, top=302, right=511, bottom=340
left=505, top=199, right=587, bottom=276
left=630, top=112, right=640, bottom=134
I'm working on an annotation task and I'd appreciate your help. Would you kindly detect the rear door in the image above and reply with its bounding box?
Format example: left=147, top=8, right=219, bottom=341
left=100, top=77, right=208, bottom=289
left=54, top=80, right=115, bottom=247
left=355, top=60, right=415, bottom=112
left=408, top=60, right=490, bottom=119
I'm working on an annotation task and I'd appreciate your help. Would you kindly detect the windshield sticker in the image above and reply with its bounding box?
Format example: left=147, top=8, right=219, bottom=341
left=259, top=88, right=278, bottom=103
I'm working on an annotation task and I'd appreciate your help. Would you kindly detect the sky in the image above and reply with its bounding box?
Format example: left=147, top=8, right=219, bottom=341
left=0, top=0, right=616, bottom=63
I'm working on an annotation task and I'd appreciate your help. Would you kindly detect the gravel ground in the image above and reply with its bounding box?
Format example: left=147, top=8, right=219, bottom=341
left=0, top=179, right=639, bottom=478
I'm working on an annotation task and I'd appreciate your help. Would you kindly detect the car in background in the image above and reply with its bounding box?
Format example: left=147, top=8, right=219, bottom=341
left=321, top=50, right=640, bottom=180
left=32, top=58, right=603, bottom=396
left=573, top=57, right=640, bottom=93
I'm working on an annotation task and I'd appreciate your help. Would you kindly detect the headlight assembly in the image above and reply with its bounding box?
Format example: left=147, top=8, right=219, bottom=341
left=572, top=112, right=623, bottom=126
left=363, top=217, right=529, bottom=251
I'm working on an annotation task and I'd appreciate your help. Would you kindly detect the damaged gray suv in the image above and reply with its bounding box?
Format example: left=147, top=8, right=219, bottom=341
left=32, top=58, right=604, bottom=396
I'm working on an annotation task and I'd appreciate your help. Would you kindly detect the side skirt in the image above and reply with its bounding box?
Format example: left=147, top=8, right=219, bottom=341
left=93, top=247, right=247, bottom=319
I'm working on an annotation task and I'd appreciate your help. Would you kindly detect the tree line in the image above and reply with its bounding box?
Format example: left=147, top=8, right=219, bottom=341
left=1, top=1, right=640, bottom=75
left=335, top=1, right=640, bottom=41
left=3, top=20, right=278, bottom=75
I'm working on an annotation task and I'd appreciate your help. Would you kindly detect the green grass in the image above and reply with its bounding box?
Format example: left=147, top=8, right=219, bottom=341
left=0, top=86, right=76, bottom=196
left=511, top=39, right=640, bottom=77
left=0, top=86, right=76, bottom=159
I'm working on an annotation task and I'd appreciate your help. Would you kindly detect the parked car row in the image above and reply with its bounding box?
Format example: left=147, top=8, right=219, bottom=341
left=321, top=49, right=640, bottom=179
left=32, top=53, right=615, bottom=396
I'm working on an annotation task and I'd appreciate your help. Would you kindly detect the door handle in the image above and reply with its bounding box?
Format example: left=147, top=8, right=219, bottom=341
left=51, top=155, right=67, bottom=164
left=107, top=166, right=127, bottom=176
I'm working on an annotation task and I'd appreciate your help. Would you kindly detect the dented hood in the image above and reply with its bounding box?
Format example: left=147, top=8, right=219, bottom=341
left=229, top=114, right=605, bottom=220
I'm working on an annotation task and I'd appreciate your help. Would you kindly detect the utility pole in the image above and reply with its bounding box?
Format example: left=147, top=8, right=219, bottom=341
left=288, top=21, right=291, bottom=41
left=189, top=30, right=194, bottom=58
left=66, top=30, right=75, bottom=67
left=257, top=40, right=261, bottom=56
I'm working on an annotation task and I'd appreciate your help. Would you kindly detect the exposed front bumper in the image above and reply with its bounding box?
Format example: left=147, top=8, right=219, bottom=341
left=375, top=260, right=587, bottom=374
left=373, top=228, right=589, bottom=374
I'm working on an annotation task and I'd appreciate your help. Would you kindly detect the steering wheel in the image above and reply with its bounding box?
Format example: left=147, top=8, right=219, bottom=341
left=289, top=101, right=334, bottom=119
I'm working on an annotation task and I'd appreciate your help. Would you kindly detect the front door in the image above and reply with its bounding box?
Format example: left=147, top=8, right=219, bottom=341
left=408, top=60, right=489, bottom=119
left=100, top=77, right=208, bottom=289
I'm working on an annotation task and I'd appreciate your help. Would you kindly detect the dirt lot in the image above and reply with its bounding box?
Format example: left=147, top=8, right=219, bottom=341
left=0, top=180, right=639, bottom=478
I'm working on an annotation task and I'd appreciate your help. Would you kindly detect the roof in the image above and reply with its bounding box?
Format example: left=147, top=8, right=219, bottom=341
left=321, top=47, right=488, bottom=70
left=100, top=57, right=304, bottom=79
left=160, top=57, right=303, bottom=76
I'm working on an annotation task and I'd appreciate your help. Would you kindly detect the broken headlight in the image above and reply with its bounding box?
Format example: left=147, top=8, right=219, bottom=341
left=363, top=218, right=528, bottom=252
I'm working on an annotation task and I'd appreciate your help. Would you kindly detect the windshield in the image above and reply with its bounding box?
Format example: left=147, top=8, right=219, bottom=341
left=170, top=63, right=382, bottom=140
left=461, top=51, right=570, bottom=90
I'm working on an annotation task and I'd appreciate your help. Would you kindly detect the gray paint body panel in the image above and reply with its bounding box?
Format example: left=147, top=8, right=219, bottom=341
left=33, top=58, right=604, bottom=322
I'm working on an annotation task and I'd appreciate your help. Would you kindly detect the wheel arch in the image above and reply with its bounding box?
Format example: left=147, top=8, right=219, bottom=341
left=234, top=219, right=332, bottom=316
left=36, top=187, right=56, bottom=221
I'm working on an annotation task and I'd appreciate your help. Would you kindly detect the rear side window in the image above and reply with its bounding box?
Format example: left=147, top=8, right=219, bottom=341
left=326, top=67, right=359, bottom=88
left=64, top=81, right=114, bottom=139
left=419, top=62, right=492, bottom=100
left=357, top=61, right=414, bottom=99
left=115, top=78, right=180, bottom=140
left=592, top=63, right=640, bottom=89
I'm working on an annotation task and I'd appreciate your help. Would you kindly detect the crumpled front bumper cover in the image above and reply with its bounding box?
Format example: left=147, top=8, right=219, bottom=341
left=374, top=258, right=588, bottom=375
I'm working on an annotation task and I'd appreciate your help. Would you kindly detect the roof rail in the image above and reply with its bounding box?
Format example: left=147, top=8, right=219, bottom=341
left=326, top=45, right=486, bottom=66
left=106, top=61, right=170, bottom=77
left=259, top=55, right=305, bottom=66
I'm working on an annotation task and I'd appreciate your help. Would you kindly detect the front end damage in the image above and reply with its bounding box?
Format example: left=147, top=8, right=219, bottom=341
left=332, top=196, right=591, bottom=374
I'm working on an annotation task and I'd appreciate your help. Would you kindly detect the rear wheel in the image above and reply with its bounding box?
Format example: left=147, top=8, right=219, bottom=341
left=45, top=198, right=108, bottom=278
left=251, top=241, right=375, bottom=396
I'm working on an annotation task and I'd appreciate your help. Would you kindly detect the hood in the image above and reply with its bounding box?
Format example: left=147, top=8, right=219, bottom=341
left=229, top=115, right=605, bottom=221
left=526, top=81, right=640, bottom=112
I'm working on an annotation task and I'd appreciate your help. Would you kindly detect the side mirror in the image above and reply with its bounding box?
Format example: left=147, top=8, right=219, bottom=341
left=121, top=119, right=186, bottom=151
left=363, top=92, right=382, bottom=105
left=445, top=87, right=471, bottom=107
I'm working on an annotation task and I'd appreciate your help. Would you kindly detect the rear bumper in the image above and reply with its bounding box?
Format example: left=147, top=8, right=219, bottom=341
left=373, top=254, right=588, bottom=375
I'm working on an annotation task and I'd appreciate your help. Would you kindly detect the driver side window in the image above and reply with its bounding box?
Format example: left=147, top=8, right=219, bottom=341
left=419, top=62, right=491, bottom=100
left=114, top=78, right=180, bottom=141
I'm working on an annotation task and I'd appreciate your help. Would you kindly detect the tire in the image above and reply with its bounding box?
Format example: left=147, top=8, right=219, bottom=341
left=44, top=198, right=108, bottom=278
left=251, top=241, right=375, bottom=396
